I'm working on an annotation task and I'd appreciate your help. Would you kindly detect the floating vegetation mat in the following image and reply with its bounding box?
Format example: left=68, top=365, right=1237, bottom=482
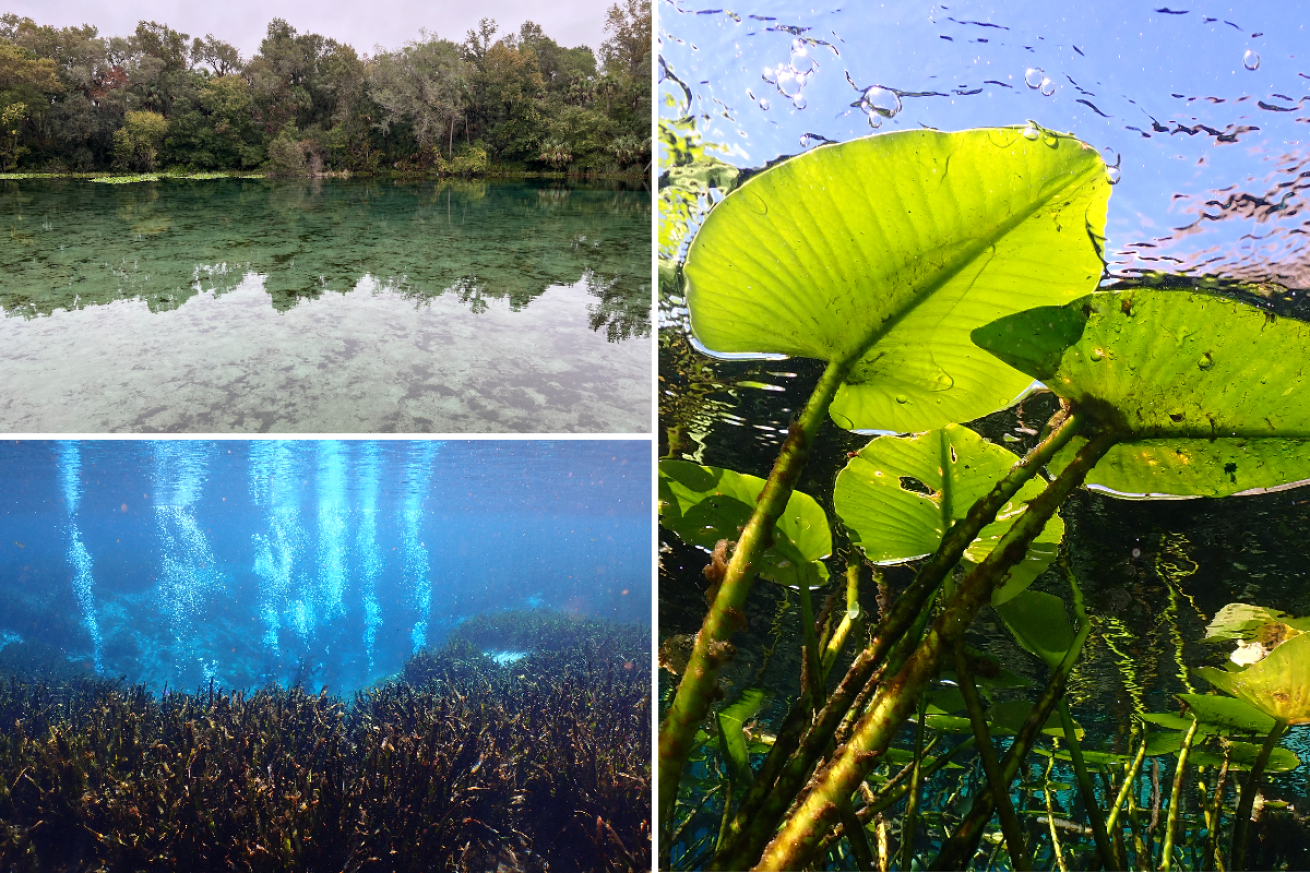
left=0, top=610, right=650, bottom=872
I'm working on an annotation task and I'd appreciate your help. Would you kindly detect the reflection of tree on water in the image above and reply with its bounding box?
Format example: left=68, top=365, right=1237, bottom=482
left=0, top=178, right=650, bottom=340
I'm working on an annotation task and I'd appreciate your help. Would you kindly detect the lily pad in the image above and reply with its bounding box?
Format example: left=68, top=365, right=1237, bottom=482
left=682, top=127, right=1110, bottom=432
left=972, top=290, right=1310, bottom=498
left=717, top=686, right=771, bottom=786
left=989, top=699, right=1080, bottom=739
left=994, top=590, right=1076, bottom=668
left=1177, top=693, right=1277, bottom=734
left=1193, top=632, right=1310, bottom=725
left=834, top=426, right=1063, bottom=604
left=659, top=460, right=832, bottom=588
left=1187, top=743, right=1301, bottom=773
left=1202, top=603, right=1310, bottom=644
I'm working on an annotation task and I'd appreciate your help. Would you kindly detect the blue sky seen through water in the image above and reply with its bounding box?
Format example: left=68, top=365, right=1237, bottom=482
left=0, top=440, right=650, bottom=694
left=661, top=0, right=1310, bottom=288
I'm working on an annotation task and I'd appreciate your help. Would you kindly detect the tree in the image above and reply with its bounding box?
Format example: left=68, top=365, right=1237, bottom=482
left=599, top=0, right=650, bottom=78
left=369, top=34, right=468, bottom=159
left=190, top=34, right=240, bottom=76
left=113, top=108, right=167, bottom=169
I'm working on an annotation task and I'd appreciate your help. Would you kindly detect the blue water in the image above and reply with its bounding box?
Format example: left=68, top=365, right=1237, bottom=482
left=0, top=439, right=650, bottom=694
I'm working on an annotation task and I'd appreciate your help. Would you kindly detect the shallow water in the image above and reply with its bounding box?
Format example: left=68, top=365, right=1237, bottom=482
left=660, top=2, right=1310, bottom=869
left=0, top=178, right=651, bottom=433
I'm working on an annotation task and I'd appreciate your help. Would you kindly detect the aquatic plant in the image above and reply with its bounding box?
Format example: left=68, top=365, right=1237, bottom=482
left=659, top=125, right=1310, bottom=870
left=0, top=610, right=650, bottom=872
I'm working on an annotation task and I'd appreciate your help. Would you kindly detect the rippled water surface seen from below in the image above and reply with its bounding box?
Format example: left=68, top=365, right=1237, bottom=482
left=1, top=178, right=651, bottom=433
left=660, top=2, right=1310, bottom=870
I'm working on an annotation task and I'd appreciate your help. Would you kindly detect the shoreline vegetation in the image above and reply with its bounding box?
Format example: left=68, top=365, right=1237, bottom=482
left=0, top=609, right=651, bottom=872
left=0, top=2, right=650, bottom=180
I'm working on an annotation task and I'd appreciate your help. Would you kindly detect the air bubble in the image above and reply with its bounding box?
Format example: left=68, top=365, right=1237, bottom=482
left=861, top=86, right=902, bottom=118
left=1022, top=124, right=1040, bottom=140
left=1243, top=49, right=1261, bottom=71
left=868, top=114, right=884, bottom=130
left=1025, top=67, right=1044, bottom=88
left=800, top=133, right=811, bottom=147
left=1106, top=166, right=1122, bottom=185
left=793, top=94, right=807, bottom=110
left=759, top=97, right=771, bottom=110
left=777, top=68, right=800, bottom=97
left=1040, top=77, right=1056, bottom=97
left=762, top=66, right=777, bottom=84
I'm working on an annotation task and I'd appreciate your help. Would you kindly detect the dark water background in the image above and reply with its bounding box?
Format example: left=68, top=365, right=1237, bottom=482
left=0, top=439, right=651, bottom=695
left=0, top=178, right=651, bottom=432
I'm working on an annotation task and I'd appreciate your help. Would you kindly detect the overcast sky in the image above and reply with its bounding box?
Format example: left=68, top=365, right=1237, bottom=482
left=5, top=0, right=615, bottom=58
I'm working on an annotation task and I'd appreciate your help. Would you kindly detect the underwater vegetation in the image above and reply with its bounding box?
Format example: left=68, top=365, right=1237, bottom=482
left=0, top=609, right=650, bottom=872
left=658, top=126, right=1310, bottom=870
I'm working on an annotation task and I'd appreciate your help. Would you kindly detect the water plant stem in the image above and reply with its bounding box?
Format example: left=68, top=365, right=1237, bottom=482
left=1161, top=718, right=1199, bottom=872
left=900, top=693, right=929, bottom=870
left=715, top=407, right=1086, bottom=866
left=955, top=639, right=1030, bottom=871
left=1106, top=733, right=1149, bottom=837
left=657, top=355, right=853, bottom=839
left=1204, top=753, right=1229, bottom=872
left=755, top=428, right=1119, bottom=870
left=1230, top=718, right=1287, bottom=871
left=931, top=607, right=1094, bottom=870
left=1059, top=698, right=1115, bottom=870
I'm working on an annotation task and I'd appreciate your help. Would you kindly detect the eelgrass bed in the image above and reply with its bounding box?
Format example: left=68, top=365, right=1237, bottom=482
left=0, top=610, right=650, bottom=872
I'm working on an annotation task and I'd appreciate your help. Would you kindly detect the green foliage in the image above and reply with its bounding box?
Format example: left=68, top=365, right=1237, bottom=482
left=1194, top=632, right=1310, bottom=724
left=973, top=289, right=1310, bottom=497
left=834, top=425, right=1063, bottom=604
left=994, top=589, right=1077, bottom=668
left=682, top=127, right=1111, bottom=433
left=0, top=11, right=647, bottom=175
left=265, top=132, right=307, bottom=177
left=659, top=459, right=832, bottom=588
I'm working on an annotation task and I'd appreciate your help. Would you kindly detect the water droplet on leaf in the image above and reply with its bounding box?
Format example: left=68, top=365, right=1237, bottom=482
left=1090, top=347, right=1105, bottom=361
left=1022, top=124, right=1040, bottom=140
left=895, top=394, right=909, bottom=404
left=1198, top=351, right=1215, bottom=370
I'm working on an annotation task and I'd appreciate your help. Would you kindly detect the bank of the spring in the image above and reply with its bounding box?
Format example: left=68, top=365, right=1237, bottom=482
left=0, top=610, right=650, bottom=872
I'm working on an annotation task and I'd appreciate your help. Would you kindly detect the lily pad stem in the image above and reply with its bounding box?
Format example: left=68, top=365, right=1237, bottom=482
left=756, top=428, right=1120, bottom=871
left=955, top=639, right=1031, bottom=870
left=1160, top=718, right=1199, bottom=871
left=1231, top=718, right=1287, bottom=871
left=657, top=355, right=854, bottom=840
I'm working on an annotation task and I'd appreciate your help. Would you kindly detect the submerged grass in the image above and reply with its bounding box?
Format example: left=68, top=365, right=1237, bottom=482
left=0, top=610, right=650, bottom=872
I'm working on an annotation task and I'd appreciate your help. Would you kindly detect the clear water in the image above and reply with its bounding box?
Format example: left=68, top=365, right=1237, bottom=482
left=0, top=178, right=651, bottom=433
left=660, top=1, right=1310, bottom=868
left=0, top=439, right=651, bottom=694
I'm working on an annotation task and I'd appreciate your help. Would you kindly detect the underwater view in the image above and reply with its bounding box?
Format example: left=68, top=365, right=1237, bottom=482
left=0, top=439, right=651, bottom=870
left=0, top=179, right=651, bottom=433
left=659, top=1, right=1310, bottom=871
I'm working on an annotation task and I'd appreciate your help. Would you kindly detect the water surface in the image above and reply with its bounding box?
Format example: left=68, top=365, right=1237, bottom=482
left=1, top=178, right=651, bottom=433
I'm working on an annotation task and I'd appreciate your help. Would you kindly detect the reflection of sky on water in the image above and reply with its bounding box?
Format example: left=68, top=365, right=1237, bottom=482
left=661, top=0, right=1310, bottom=287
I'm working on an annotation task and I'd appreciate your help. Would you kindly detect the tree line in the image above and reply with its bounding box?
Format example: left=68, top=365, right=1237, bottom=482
left=0, top=1, right=650, bottom=175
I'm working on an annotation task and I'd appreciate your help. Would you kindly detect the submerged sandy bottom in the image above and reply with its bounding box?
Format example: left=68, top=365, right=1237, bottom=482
left=0, top=276, right=649, bottom=433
